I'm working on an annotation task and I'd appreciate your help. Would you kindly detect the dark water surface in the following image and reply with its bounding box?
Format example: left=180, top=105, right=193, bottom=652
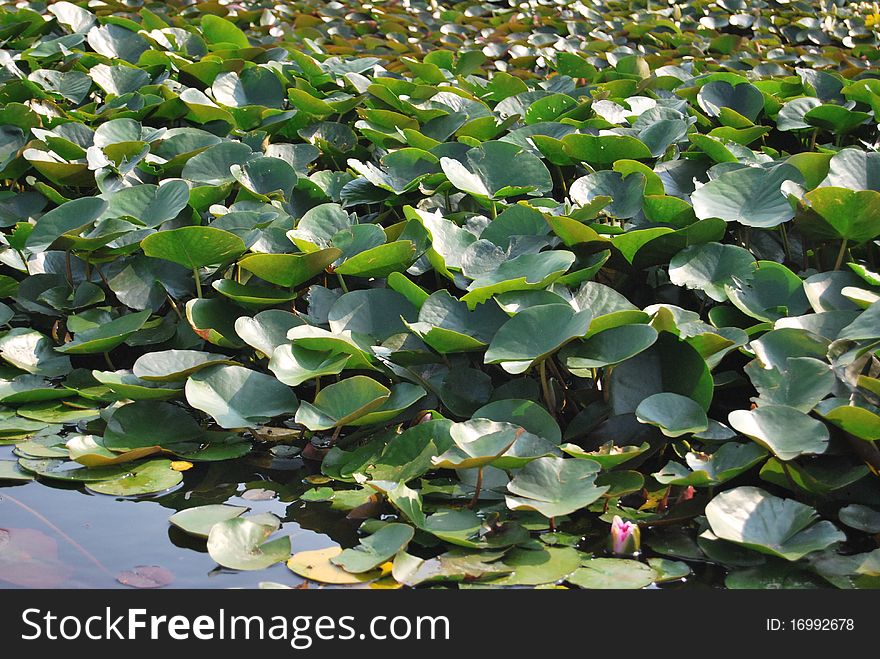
left=0, top=444, right=360, bottom=589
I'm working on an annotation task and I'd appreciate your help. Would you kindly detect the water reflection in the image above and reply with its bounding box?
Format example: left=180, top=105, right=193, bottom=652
left=0, top=445, right=360, bottom=589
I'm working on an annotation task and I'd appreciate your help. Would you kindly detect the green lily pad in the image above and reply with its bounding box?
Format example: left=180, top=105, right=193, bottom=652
left=562, top=324, right=658, bottom=371
left=433, top=419, right=560, bottom=471
left=331, top=523, right=414, bottom=573
left=705, top=486, right=846, bottom=561
left=635, top=392, right=709, bottom=437
left=669, top=243, right=757, bottom=302
left=132, top=350, right=238, bottom=381
left=295, top=375, right=390, bottom=430
left=838, top=505, right=880, bottom=534
left=141, top=226, right=246, bottom=269
left=439, top=140, right=552, bottom=199
left=86, top=459, right=183, bottom=496
left=206, top=516, right=290, bottom=571
left=506, top=456, right=608, bottom=519
left=654, top=442, right=768, bottom=487
left=485, top=304, right=592, bottom=374
left=568, top=558, right=656, bottom=589
left=491, top=546, right=582, bottom=586
left=799, top=187, right=880, bottom=244
left=56, top=310, right=151, bottom=354
left=168, top=504, right=250, bottom=538
left=728, top=405, right=829, bottom=461
left=185, top=364, right=298, bottom=429
left=692, top=164, right=802, bottom=228
left=238, top=248, right=341, bottom=287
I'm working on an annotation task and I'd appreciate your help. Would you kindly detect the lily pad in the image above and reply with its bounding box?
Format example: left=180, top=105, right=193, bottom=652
left=207, top=516, right=290, bottom=571
left=506, top=456, right=608, bottom=518
left=705, top=486, right=846, bottom=561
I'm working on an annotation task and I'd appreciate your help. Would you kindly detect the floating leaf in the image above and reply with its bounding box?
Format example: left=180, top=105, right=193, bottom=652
left=705, top=486, right=846, bottom=561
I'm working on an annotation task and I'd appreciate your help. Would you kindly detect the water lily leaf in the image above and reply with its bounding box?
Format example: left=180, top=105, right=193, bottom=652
left=17, top=457, right=131, bottom=482
left=405, top=290, right=507, bottom=353
left=185, top=364, right=297, bottom=429
left=207, top=516, right=290, bottom=571
left=86, top=459, right=183, bottom=496
left=472, top=399, right=561, bottom=444
left=0, top=375, right=73, bottom=405
left=295, top=375, right=390, bottom=430
left=705, top=486, right=846, bottom=561
left=697, top=81, right=764, bottom=121
left=692, top=164, right=803, bottom=228
left=103, top=181, right=190, bottom=229
left=328, top=288, right=417, bottom=342
left=462, top=251, right=576, bottom=308
left=814, top=399, right=880, bottom=441
left=745, top=357, right=835, bottom=412
left=168, top=504, right=249, bottom=538
left=434, top=419, right=560, bottom=470
left=116, top=565, right=174, bottom=589
left=334, top=241, right=417, bottom=278
left=25, top=197, right=108, bottom=252
left=669, top=243, right=756, bottom=302
left=185, top=298, right=245, bottom=348
left=0, top=329, right=71, bottom=377
left=562, top=324, right=658, bottom=371
left=213, top=69, right=284, bottom=110
left=636, top=392, right=709, bottom=437
left=347, top=383, right=427, bottom=427
left=607, top=333, right=713, bottom=414
left=570, top=171, right=646, bottom=219
left=17, top=400, right=99, bottom=424
left=485, top=304, right=592, bottom=374
left=654, top=442, right=768, bottom=487
left=66, top=435, right=162, bottom=467
left=838, top=505, right=880, bottom=534
left=391, top=550, right=511, bottom=586
left=0, top=460, right=35, bottom=481
left=288, top=546, right=380, bottom=584
left=102, top=400, right=203, bottom=450
left=799, top=187, right=880, bottom=244
left=132, top=350, right=238, bottom=381
left=562, top=134, right=652, bottom=164
left=56, top=310, right=151, bottom=354
left=440, top=141, right=552, bottom=199
left=725, top=261, right=810, bottom=322
left=200, top=14, right=250, bottom=48
left=238, top=248, right=341, bottom=287
left=568, top=558, right=656, bottom=589
left=560, top=442, right=649, bottom=469
left=729, top=405, right=829, bottom=461
left=234, top=310, right=304, bottom=356
left=142, top=226, right=246, bottom=269
left=331, top=523, right=414, bottom=573
left=491, top=546, right=582, bottom=586
left=506, top=456, right=608, bottom=518
left=181, top=142, right=254, bottom=185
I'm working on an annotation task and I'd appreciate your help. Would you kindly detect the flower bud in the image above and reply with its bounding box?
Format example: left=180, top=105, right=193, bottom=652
left=609, top=516, right=641, bottom=556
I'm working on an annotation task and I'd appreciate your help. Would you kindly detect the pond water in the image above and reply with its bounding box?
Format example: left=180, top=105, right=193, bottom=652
left=1, top=441, right=730, bottom=589
left=0, top=444, right=360, bottom=589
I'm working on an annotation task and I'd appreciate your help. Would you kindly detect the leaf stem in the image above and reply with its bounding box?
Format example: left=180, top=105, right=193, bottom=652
left=833, top=239, right=848, bottom=270
left=336, top=272, right=349, bottom=293
left=103, top=351, right=115, bottom=370
left=469, top=467, right=483, bottom=508
left=539, top=359, right=556, bottom=415
left=192, top=266, right=203, bottom=298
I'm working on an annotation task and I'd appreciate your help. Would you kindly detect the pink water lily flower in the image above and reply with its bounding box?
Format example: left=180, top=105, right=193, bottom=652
left=610, top=515, right=641, bottom=556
